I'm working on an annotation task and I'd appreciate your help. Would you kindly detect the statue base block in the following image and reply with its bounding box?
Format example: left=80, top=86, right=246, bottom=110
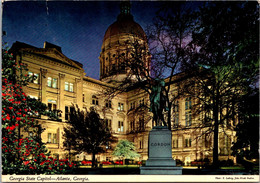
left=140, top=126, right=182, bottom=175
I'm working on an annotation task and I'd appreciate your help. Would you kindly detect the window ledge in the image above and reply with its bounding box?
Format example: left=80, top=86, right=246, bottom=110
left=47, top=86, right=58, bottom=89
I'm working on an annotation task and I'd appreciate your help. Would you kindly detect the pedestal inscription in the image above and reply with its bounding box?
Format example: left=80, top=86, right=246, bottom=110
left=140, top=126, right=182, bottom=175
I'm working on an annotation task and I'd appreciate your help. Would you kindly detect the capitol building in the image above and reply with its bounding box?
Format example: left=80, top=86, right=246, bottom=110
left=10, top=2, right=236, bottom=165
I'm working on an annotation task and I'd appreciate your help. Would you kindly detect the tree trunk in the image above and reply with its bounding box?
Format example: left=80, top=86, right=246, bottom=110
left=167, top=102, right=172, bottom=130
left=68, top=149, right=71, bottom=162
left=91, top=152, right=96, bottom=168
left=213, top=88, right=220, bottom=169
left=213, top=111, right=219, bottom=169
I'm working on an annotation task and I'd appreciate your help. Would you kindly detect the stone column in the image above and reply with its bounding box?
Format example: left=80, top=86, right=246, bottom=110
left=59, top=73, right=65, bottom=121
left=40, top=68, right=48, bottom=104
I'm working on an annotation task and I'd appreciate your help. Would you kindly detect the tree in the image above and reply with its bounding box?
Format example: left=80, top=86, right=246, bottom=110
left=104, top=2, right=195, bottom=130
left=112, top=140, right=140, bottom=164
left=2, top=46, right=75, bottom=174
left=147, top=2, right=196, bottom=129
left=181, top=2, right=259, bottom=168
left=63, top=106, right=114, bottom=168
left=231, top=90, right=259, bottom=162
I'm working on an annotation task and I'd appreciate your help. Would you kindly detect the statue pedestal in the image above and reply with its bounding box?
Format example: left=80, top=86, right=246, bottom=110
left=140, top=126, right=182, bottom=175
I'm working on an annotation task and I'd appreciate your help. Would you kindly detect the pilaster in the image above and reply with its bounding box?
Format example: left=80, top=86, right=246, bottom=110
left=59, top=73, right=65, bottom=121
left=40, top=68, right=48, bottom=104
left=75, top=77, right=83, bottom=109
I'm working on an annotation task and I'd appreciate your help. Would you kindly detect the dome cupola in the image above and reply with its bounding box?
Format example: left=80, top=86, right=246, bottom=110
left=103, top=1, right=146, bottom=42
left=99, top=1, right=149, bottom=83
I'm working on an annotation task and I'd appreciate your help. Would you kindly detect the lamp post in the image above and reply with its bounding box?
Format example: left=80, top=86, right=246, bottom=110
left=106, top=145, right=108, bottom=162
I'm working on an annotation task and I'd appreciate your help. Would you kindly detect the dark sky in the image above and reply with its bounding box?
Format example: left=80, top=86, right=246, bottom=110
left=2, top=1, right=165, bottom=80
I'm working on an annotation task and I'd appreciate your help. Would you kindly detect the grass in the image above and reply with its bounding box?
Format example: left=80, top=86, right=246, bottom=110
left=79, top=164, right=141, bottom=168
left=221, top=166, right=244, bottom=170
left=75, top=165, right=259, bottom=175
left=79, top=165, right=259, bottom=171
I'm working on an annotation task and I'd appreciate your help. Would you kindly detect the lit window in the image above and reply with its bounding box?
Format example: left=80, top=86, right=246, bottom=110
left=65, top=82, right=69, bottom=91
left=28, top=72, right=39, bottom=84
left=47, top=133, right=52, bottom=143
left=47, top=77, right=58, bottom=88
left=47, top=77, right=52, bottom=87
left=118, top=103, right=124, bottom=111
left=118, top=121, right=124, bottom=132
left=52, top=78, right=57, bottom=88
left=53, top=133, right=57, bottom=144
left=65, top=82, right=74, bottom=92
left=69, top=83, right=73, bottom=92
left=47, top=133, right=58, bottom=144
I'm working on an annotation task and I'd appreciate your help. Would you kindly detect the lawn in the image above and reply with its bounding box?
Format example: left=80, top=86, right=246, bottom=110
left=221, top=166, right=244, bottom=170
left=75, top=165, right=259, bottom=175
left=79, top=164, right=141, bottom=168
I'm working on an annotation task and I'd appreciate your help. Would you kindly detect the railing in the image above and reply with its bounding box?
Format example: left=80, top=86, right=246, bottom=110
left=46, top=110, right=62, bottom=122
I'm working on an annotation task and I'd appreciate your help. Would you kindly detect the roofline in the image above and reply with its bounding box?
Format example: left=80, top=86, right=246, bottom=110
left=10, top=41, right=83, bottom=69
left=83, top=76, right=116, bottom=88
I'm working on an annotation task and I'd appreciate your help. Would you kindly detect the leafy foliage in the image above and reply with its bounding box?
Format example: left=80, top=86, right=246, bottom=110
left=104, top=2, right=196, bottom=130
left=2, top=46, right=75, bottom=174
left=231, top=91, right=259, bottom=160
left=112, top=140, right=140, bottom=161
left=63, top=106, right=114, bottom=168
left=182, top=2, right=259, bottom=167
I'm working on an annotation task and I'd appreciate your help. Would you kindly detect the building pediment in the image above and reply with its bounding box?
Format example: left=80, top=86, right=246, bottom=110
left=10, top=41, right=83, bottom=70
left=33, top=48, right=83, bottom=70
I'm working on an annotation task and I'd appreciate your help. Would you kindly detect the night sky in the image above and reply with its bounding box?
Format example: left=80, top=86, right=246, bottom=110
left=2, top=1, right=166, bottom=80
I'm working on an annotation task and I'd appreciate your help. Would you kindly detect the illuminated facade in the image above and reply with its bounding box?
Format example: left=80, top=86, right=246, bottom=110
left=10, top=2, right=235, bottom=164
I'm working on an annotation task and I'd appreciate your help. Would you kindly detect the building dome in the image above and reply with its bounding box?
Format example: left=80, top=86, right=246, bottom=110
left=99, top=1, right=149, bottom=83
left=103, top=14, right=147, bottom=42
